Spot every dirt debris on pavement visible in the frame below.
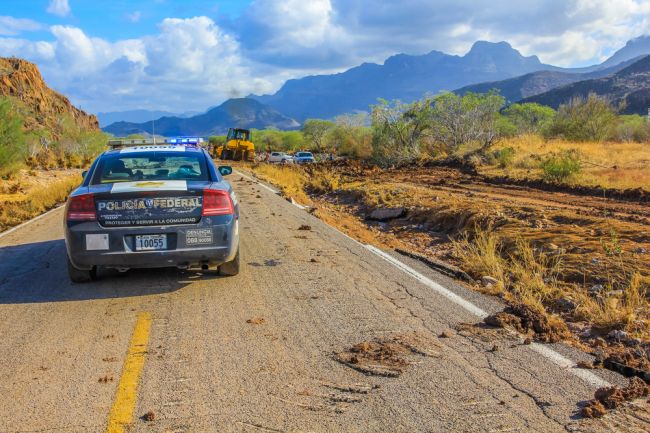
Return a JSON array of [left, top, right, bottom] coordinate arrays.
[[247, 317, 265, 325], [247, 160, 650, 373], [334, 334, 440, 377], [298, 224, 312, 231], [483, 302, 570, 343], [577, 360, 598, 369], [581, 377, 650, 418], [142, 411, 155, 422], [98, 375, 114, 383]]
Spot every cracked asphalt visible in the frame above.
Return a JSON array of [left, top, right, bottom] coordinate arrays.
[[0, 174, 646, 433]]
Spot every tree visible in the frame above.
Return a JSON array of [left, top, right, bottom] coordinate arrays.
[[503, 103, 555, 135], [329, 114, 372, 158], [546, 93, 618, 141], [371, 98, 433, 166], [430, 91, 505, 153], [302, 119, 334, 152]]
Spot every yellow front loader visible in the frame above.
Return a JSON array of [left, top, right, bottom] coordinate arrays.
[[214, 128, 255, 161]]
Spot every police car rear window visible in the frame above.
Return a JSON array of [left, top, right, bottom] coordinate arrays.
[[91, 151, 209, 184]]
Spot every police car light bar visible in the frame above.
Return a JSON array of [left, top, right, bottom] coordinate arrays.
[[166, 137, 204, 145], [108, 137, 204, 149]]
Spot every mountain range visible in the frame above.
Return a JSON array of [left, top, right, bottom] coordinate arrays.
[[96, 110, 200, 128], [248, 37, 650, 121], [454, 57, 642, 103], [523, 55, 650, 114], [101, 36, 650, 134], [251, 41, 556, 121], [102, 98, 300, 137]]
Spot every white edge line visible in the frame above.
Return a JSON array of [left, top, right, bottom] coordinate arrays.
[[0, 205, 63, 240], [366, 244, 489, 318], [233, 166, 612, 388], [233, 170, 279, 194], [365, 244, 611, 388]]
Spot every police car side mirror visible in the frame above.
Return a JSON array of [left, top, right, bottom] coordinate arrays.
[[82, 170, 88, 179], [218, 166, 233, 176]]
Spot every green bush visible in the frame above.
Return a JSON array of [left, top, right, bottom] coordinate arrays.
[[545, 94, 617, 142], [493, 147, 516, 168], [0, 98, 27, 177], [616, 115, 650, 142], [503, 103, 555, 135], [540, 150, 581, 182]]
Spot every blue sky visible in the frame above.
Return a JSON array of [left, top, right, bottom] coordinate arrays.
[[2, 0, 249, 41], [1, 0, 649, 113]]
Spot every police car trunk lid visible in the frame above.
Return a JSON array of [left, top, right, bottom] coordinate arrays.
[[91, 180, 208, 227]]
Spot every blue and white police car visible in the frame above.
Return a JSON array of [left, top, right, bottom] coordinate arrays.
[[64, 138, 239, 282]]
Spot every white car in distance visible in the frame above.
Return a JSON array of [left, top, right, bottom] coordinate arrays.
[[268, 152, 294, 164]]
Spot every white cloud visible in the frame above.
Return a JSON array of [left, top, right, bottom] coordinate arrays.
[[2, 1, 650, 112], [0, 17, 273, 113], [125, 11, 142, 23], [47, 0, 71, 17], [237, 0, 650, 69], [0, 16, 42, 36]]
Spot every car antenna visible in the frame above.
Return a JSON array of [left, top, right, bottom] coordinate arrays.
[[152, 112, 156, 144]]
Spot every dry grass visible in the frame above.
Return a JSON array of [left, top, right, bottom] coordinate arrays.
[[245, 160, 650, 340], [452, 229, 561, 311], [574, 272, 650, 335], [249, 163, 312, 205], [0, 171, 82, 231], [487, 135, 650, 190], [454, 227, 650, 338]]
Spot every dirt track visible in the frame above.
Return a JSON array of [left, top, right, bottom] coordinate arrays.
[[0, 172, 648, 432]]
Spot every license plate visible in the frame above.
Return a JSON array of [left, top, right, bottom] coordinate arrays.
[[135, 234, 167, 251]]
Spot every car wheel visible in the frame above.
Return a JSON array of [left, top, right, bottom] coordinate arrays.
[[67, 255, 97, 283], [219, 247, 240, 276]]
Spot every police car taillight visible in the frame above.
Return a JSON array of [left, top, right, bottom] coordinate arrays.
[[67, 193, 97, 221], [202, 190, 233, 216]]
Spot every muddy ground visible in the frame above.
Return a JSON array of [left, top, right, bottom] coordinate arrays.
[[248, 161, 650, 382]]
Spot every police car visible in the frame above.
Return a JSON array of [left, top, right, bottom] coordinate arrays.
[[64, 138, 239, 282]]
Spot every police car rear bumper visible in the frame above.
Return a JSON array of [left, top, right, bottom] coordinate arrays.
[[65, 216, 238, 270]]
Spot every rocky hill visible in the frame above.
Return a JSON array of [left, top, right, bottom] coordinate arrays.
[[103, 98, 299, 136], [522, 55, 650, 114], [454, 57, 640, 103], [252, 41, 557, 121], [0, 57, 99, 137]]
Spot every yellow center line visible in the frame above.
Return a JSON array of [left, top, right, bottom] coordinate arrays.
[[105, 312, 152, 433]]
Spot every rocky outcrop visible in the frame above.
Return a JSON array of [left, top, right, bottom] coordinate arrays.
[[0, 57, 99, 137]]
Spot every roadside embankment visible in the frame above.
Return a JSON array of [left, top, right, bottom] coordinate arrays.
[[243, 160, 650, 381], [0, 169, 82, 232]]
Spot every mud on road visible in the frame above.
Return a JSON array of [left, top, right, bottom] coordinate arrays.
[[0, 168, 648, 432], [249, 161, 650, 387]]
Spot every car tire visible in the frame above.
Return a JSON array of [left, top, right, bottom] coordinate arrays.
[[219, 247, 240, 276], [67, 255, 97, 283]]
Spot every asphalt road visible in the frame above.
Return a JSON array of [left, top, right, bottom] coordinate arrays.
[[0, 172, 645, 433]]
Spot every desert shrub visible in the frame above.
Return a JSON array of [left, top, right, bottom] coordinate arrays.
[[503, 103, 555, 135], [615, 115, 650, 142], [371, 99, 432, 166], [0, 98, 27, 177], [493, 147, 516, 168], [430, 91, 505, 154], [254, 129, 305, 152], [540, 150, 581, 182], [329, 114, 372, 159], [495, 115, 517, 138], [546, 94, 618, 142], [302, 119, 335, 152]]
